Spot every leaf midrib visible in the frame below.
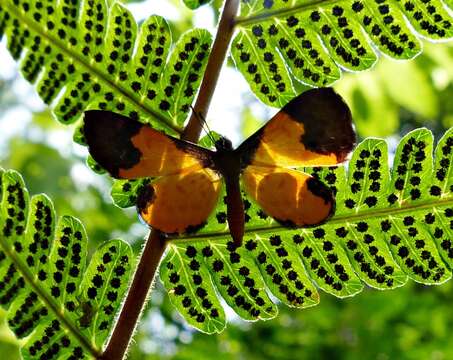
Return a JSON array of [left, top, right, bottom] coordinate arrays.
[[258, 237, 318, 307], [347, 224, 385, 280], [235, 0, 339, 26], [167, 30, 208, 124], [171, 245, 223, 330], [169, 197, 453, 243], [240, 30, 294, 103], [2, 0, 182, 134], [0, 237, 100, 357], [210, 242, 275, 319]]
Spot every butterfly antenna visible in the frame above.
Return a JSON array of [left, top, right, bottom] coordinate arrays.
[[190, 105, 216, 145]]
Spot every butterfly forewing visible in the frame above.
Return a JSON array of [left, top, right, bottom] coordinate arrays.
[[238, 88, 356, 169], [84, 110, 213, 178]]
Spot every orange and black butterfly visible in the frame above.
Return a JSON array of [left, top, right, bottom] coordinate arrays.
[[84, 88, 355, 246]]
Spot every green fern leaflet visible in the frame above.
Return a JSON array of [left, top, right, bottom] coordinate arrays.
[[0, 168, 134, 359], [160, 127, 453, 334], [0, 0, 212, 135], [232, 0, 453, 106]]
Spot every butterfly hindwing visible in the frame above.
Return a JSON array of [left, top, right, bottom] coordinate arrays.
[[84, 110, 214, 179], [238, 88, 356, 168], [137, 168, 222, 235], [242, 165, 334, 227]]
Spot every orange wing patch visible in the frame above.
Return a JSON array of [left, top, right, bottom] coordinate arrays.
[[119, 125, 207, 178], [84, 110, 213, 179], [242, 165, 334, 227], [238, 88, 356, 168], [138, 168, 222, 234], [249, 112, 339, 167]]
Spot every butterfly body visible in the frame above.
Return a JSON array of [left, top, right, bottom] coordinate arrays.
[[84, 88, 355, 246], [211, 137, 245, 246]]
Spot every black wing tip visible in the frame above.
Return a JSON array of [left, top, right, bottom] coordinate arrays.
[[83, 110, 136, 134], [297, 87, 345, 105], [302, 87, 337, 97], [84, 110, 113, 128], [284, 87, 356, 161], [83, 110, 143, 178]]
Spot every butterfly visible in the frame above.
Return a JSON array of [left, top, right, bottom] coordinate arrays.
[[83, 87, 355, 246]]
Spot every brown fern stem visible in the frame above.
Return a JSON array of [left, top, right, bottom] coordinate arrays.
[[183, 0, 240, 141], [100, 1, 240, 359]]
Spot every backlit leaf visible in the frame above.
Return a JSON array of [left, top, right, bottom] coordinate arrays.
[[232, 0, 453, 106], [0, 169, 134, 359], [160, 127, 453, 333]]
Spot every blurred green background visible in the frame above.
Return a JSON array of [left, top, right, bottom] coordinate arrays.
[[0, 0, 452, 359]]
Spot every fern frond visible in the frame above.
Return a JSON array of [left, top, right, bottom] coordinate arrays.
[[0, 168, 134, 359], [159, 127, 453, 334], [0, 0, 212, 134], [232, 0, 453, 106]]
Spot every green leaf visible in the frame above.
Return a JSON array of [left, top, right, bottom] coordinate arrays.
[[158, 28, 213, 126], [0, 0, 215, 215], [160, 244, 226, 334], [335, 48, 448, 137], [243, 234, 320, 308], [197, 241, 278, 320], [0, 168, 134, 359], [183, 0, 213, 10], [0, 0, 212, 134], [111, 178, 152, 209], [86, 155, 106, 175], [78, 239, 133, 349], [160, 127, 453, 333], [198, 131, 222, 148], [231, 24, 299, 108], [232, 0, 453, 106]]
